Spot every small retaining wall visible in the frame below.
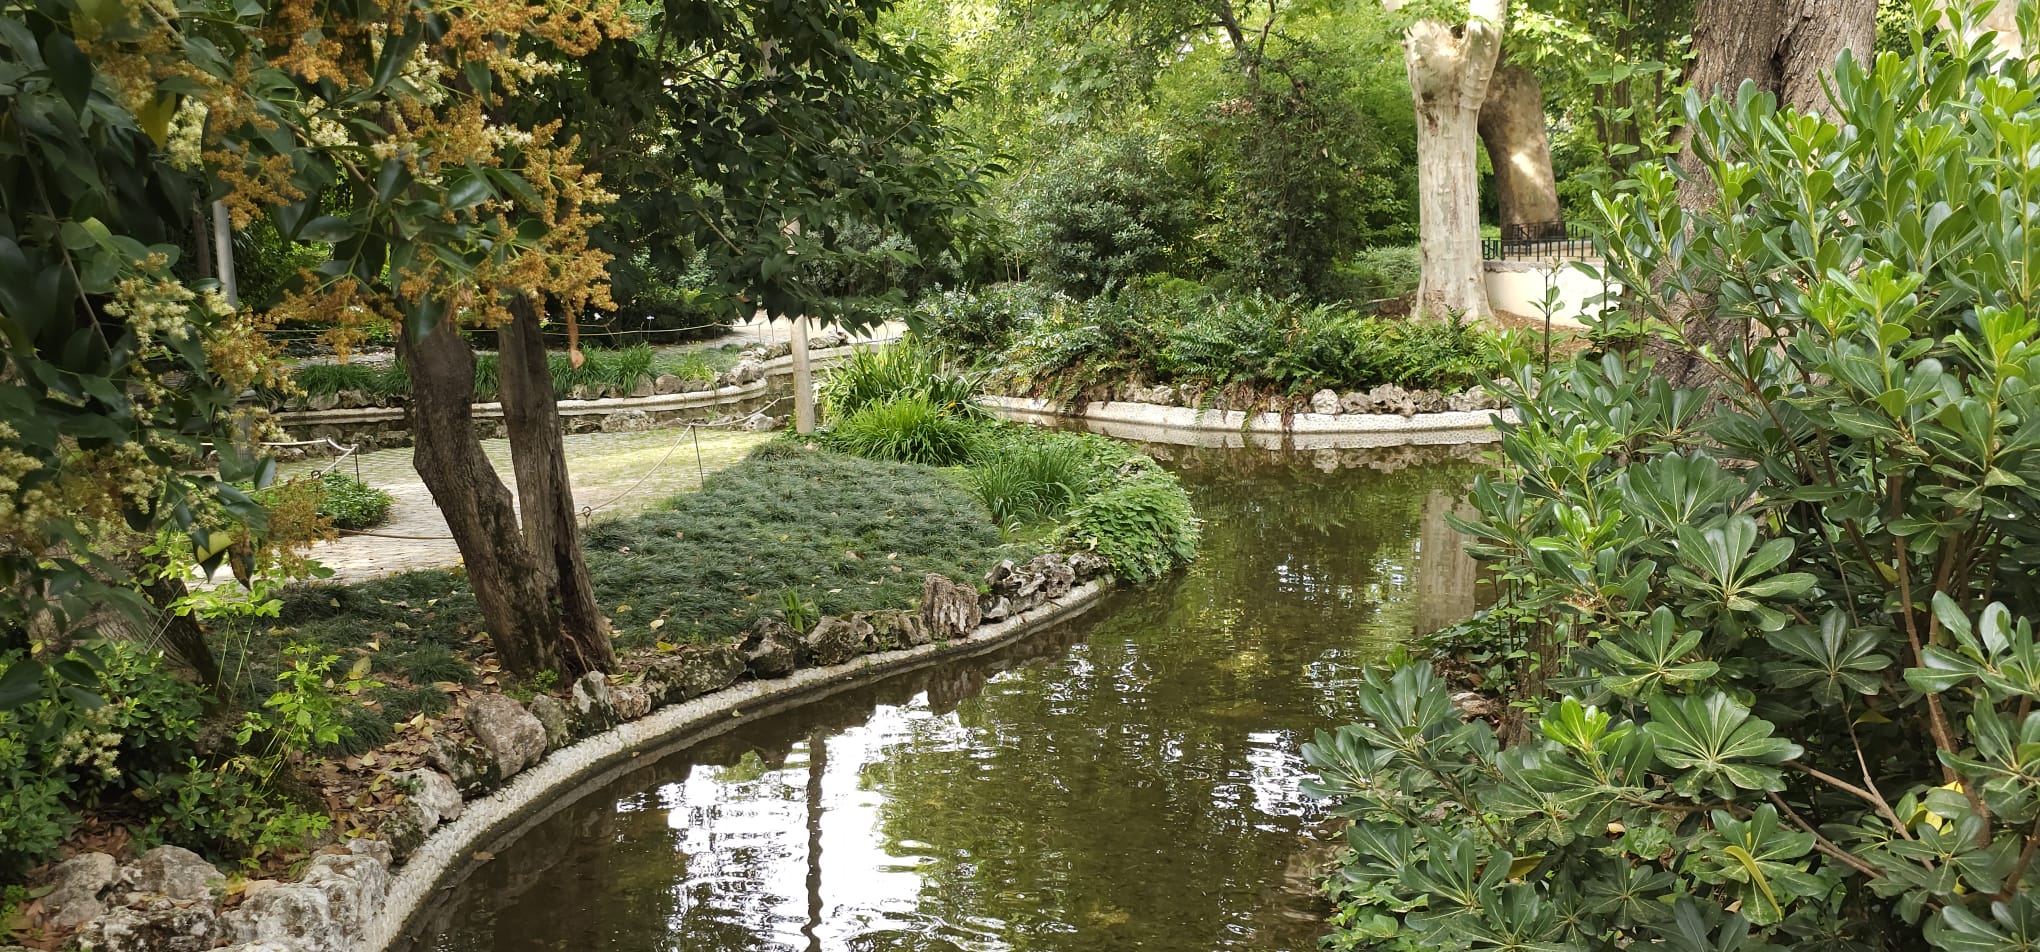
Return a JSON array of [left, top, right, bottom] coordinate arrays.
[[982, 395, 1516, 449]]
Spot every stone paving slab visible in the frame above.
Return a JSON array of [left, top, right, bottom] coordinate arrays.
[[289, 428, 772, 581]]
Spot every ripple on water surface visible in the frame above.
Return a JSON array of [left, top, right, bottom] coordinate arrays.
[[403, 442, 1488, 952]]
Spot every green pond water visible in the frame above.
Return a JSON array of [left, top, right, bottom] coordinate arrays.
[[403, 442, 1487, 952]]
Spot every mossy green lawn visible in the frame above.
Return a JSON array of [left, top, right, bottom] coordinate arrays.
[[226, 444, 1027, 753]]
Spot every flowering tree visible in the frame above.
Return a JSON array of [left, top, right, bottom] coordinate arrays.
[[1, 0, 636, 684]]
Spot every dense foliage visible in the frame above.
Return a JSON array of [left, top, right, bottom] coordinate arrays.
[[274, 345, 739, 406], [909, 280, 1512, 400], [313, 472, 393, 532], [1306, 11, 2040, 950]]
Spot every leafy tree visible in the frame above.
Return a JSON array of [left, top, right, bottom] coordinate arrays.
[[1307, 6, 2040, 948]]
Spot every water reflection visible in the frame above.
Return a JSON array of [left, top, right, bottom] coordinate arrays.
[[406, 444, 1485, 952]]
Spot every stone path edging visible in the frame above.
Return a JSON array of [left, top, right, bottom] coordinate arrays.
[[276, 340, 894, 427], [361, 577, 1114, 952], [982, 395, 1517, 446]]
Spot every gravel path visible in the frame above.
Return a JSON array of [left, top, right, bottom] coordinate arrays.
[[289, 428, 772, 581]]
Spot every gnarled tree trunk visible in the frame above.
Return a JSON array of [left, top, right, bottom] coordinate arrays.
[[1658, 0, 1873, 384], [497, 300, 615, 677], [1478, 59, 1561, 239], [1388, 0, 1506, 321], [401, 315, 578, 678]]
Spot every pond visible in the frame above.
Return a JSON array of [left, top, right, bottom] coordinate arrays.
[[401, 441, 1488, 952]]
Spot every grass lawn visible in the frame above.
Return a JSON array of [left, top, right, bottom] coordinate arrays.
[[220, 442, 1032, 753]]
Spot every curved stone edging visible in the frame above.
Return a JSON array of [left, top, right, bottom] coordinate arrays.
[[361, 577, 1114, 952], [275, 339, 896, 428], [981, 395, 1516, 449]]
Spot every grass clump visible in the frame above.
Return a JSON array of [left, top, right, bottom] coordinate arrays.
[[823, 395, 982, 466], [819, 335, 982, 421], [968, 433, 1098, 525]]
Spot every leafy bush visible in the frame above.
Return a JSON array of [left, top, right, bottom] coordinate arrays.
[[1306, 17, 2040, 950], [969, 432, 1116, 526], [597, 247, 735, 345], [1012, 130, 1201, 297], [0, 642, 327, 872], [1334, 245, 1421, 306], [824, 395, 983, 466], [819, 336, 983, 421], [921, 280, 1508, 398], [1060, 461, 1200, 584], [315, 471, 392, 530]]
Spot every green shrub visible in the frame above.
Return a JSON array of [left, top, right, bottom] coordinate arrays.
[[1335, 245, 1420, 305], [1013, 130, 1201, 297], [824, 395, 982, 466], [315, 471, 393, 530], [969, 436, 1096, 525], [1306, 16, 2040, 950], [1060, 462, 1199, 583], [819, 336, 982, 422], [288, 361, 410, 400]]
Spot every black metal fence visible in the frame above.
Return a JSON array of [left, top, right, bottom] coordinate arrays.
[[1481, 220, 1595, 261]]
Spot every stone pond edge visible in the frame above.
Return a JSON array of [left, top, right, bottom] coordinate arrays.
[[359, 577, 1116, 952], [981, 395, 1520, 439]]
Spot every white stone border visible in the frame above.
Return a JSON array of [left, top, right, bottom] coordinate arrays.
[[276, 340, 895, 427], [981, 395, 1516, 449], [362, 578, 1114, 952]]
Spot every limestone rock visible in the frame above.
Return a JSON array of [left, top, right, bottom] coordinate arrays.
[[646, 643, 746, 704], [729, 358, 766, 384], [346, 838, 393, 866], [601, 408, 654, 432], [920, 574, 981, 639], [678, 376, 712, 393], [300, 852, 388, 948], [1068, 551, 1110, 580], [377, 797, 437, 858], [653, 374, 685, 395], [1367, 383, 1415, 417], [803, 616, 871, 666], [77, 900, 219, 952], [861, 609, 929, 650], [528, 694, 572, 749], [1412, 389, 1449, 413], [628, 377, 655, 398], [465, 694, 547, 779], [394, 768, 463, 824], [222, 885, 335, 952], [43, 851, 118, 930], [1309, 388, 1340, 415], [1338, 391, 1369, 414], [980, 595, 1013, 622], [569, 671, 616, 733], [428, 736, 499, 797], [306, 391, 340, 412], [612, 684, 651, 720], [743, 414, 784, 432], [134, 845, 223, 901], [740, 617, 799, 679]]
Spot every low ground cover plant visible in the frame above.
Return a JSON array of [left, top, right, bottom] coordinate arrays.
[[905, 278, 1510, 402], [1305, 18, 2040, 951], [313, 471, 393, 531]]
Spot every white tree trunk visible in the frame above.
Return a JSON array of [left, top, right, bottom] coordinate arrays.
[[1387, 0, 1505, 321]]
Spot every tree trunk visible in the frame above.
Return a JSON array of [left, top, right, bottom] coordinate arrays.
[[1659, 0, 1872, 384], [1389, 0, 1505, 321], [142, 572, 219, 691], [497, 301, 615, 678], [1677, 0, 1873, 208], [1478, 59, 1562, 238], [400, 315, 562, 677]]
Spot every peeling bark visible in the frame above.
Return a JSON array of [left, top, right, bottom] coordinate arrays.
[[1388, 0, 1506, 321], [1478, 59, 1561, 237]]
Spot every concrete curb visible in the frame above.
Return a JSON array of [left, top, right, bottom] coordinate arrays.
[[980, 395, 1515, 449], [363, 577, 1114, 952], [276, 340, 895, 427]]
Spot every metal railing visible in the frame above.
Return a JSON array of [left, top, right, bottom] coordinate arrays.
[[1482, 220, 1595, 261]]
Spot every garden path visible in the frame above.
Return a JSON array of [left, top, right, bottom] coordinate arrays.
[[286, 428, 773, 582]]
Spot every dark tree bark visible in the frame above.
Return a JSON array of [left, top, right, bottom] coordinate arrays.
[[142, 573, 219, 691], [400, 315, 578, 678], [1478, 59, 1562, 237], [497, 301, 615, 676], [1657, 0, 1873, 385]]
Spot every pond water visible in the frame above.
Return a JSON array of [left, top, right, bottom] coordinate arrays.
[[402, 442, 1488, 952]]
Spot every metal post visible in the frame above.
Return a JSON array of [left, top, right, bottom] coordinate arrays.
[[211, 201, 238, 307], [791, 314, 815, 433]]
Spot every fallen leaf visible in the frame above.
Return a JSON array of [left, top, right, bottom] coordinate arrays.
[[648, 618, 665, 630], [472, 851, 494, 863], [616, 604, 632, 613], [432, 681, 461, 693]]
